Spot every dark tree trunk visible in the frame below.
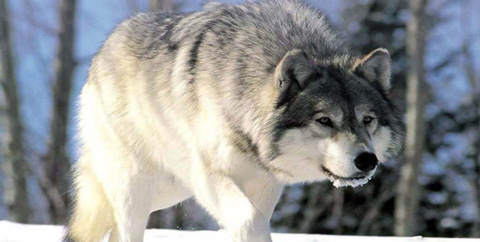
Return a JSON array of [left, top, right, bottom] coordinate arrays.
[[461, 19, 480, 236], [0, 0, 30, 223], [45, 0, 77, 224], [149, 0, 173, 11], [394, 0, 428, 236]]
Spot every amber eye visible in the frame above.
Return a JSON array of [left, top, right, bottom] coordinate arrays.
[[317, 117, 333, 127], [363, 116, 374, 125]]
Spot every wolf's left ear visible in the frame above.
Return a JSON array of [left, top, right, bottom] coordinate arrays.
[[353, 48, 391, 92], [274, 49, 317, 106]]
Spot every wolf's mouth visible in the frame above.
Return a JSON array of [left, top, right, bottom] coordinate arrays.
[[321, 166, 373, 188], [320, 166, 367, 180]]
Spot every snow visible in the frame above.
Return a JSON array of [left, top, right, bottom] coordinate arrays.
[[330, 175, 372, 188], [1, 221, 479, 242], [329, 172, 374, 188]]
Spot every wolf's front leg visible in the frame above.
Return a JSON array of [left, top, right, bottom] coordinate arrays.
[[192, 162, 283, 242]]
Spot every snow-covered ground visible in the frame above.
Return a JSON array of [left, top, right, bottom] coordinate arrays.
[[0, 221, 479, 242]]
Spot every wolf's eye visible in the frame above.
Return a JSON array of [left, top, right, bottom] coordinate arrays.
[[317, 117, 333, 127], [363, 116, 375, 125]]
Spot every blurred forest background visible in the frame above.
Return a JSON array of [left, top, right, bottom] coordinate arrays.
[[0, 0, 479, 238]]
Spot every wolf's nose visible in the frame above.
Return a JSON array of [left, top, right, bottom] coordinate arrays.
[[354, 152, 378, 172]]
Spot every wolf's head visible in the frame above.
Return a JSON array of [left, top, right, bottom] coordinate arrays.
[[266, 49, 405, 187]]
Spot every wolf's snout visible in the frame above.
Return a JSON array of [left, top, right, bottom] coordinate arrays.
[[354, 152, 378, 172]]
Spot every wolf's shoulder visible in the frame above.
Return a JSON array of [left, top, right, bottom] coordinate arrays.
[[101, 11, 186, 55]]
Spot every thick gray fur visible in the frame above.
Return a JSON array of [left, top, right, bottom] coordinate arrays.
[[66, 1, 405, 241]]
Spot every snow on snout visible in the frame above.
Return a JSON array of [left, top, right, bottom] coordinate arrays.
[[330, 175, 373, 188]]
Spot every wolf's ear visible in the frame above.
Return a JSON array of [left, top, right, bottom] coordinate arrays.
[[354, 48, 391, 92], [274, 49, 316, 106]]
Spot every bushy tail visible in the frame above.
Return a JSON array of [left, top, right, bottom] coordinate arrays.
[[64, 164, 114, 242]]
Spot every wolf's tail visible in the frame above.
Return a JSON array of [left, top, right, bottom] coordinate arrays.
[[64, 163, 114, 242]]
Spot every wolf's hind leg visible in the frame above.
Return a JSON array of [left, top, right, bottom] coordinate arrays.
[[108, 192, 151, 242], [108, 171, 192, 241], [105, 164, 157, 242]]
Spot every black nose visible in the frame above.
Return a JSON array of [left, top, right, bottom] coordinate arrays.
[[354, 152, 378, 172]]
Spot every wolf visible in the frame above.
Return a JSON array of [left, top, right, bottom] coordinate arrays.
[[65, 0, 405, 241]]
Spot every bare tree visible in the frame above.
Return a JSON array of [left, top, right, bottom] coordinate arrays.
[[457, 0, 480, 237], [462, 1, 480, 238], [296, 186, 325, 233], [331, 188, 344, 234], [465, 45, 480, 236], [44, 0, 77, 224], [0, 0, 30, 223], [394, 0, 429, 236], [149, 0, 173, 11]]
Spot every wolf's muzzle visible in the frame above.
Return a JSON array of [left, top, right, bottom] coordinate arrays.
[[354, 152, 378, 172]]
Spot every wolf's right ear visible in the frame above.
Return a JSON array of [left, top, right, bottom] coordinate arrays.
[[274, 49, 316, 106], [353, 48, 391, 92]]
